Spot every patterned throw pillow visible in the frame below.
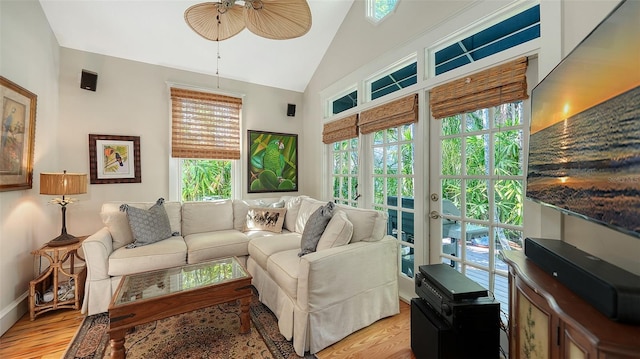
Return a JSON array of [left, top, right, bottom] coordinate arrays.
[[120, 198, 173, 248], [299, 202, 335, 257], [244, 207, 287, 233]]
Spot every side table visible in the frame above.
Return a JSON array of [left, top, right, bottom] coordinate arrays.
[[29, 236, 88, 320]]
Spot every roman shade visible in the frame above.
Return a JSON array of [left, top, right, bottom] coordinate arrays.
[[430, 57, 528, 119], [359, 94, 418, 134], [322, 114, 359, 144], [170, 87, 242, 159]]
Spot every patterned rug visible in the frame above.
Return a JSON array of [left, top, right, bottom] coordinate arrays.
[[64, 290, 315, 359]]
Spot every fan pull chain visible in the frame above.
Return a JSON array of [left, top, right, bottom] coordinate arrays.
[[216, 14, 221, 88]]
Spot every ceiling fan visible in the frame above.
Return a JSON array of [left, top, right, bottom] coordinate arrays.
[[184, 0, 312, 41]]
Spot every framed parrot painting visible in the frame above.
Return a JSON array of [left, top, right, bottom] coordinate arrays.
[[248, 130, 297, 193], [89, 134, 141, 184]]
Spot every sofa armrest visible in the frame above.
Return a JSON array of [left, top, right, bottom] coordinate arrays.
[[296, 236, 398, 311], [82, 227, 114, 281]]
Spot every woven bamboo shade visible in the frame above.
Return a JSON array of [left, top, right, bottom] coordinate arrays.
[[430, 57, 528, 119], [359, 94, 419, 134], [322, 114, 359, 144], [171, 87, 242, 160], [40, 172, 87, 195]]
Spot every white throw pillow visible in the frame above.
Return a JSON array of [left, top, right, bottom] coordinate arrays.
[[316, 210, 353, 251], [244, 206, 287, 233], [295, 197, 326, 234]]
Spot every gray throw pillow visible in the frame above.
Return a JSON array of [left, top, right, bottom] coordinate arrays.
[[121, 198, 173, 248], [299, 202, 335, 257]]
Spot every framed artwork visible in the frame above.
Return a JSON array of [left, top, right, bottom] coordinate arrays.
[[89, 134, 141, 184], [0, 76, 37, 192], [248, 130, 297, 193]]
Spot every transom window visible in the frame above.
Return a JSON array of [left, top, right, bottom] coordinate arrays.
[[331, 89, 358, 115], [368, 60, 417, 101], [431, 4, 539, 76]]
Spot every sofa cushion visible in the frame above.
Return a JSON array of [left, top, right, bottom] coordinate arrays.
[[183, 230, 250, 264], [245, 206, 287, 233], [282, 196, 306, 232], [316, 210, 354, 251], [294, 197, 326, 234], [108, 236, 187, 276], [299, 202, 334, 256], [232, 200, 250, 231], [120, 198, 174, 248], [102, 201, 182, 250], [336, 204, 387, 242], [248, 233, 301, 270], [182, 200, 234, 236], [266, 249, 301, 300]]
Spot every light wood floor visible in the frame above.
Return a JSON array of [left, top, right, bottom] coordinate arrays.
[[0, 300, 414, 359]]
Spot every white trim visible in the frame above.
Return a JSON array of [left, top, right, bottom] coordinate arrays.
[[0, 291, 28, 336]]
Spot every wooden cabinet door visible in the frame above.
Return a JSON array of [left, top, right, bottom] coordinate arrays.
[[561, 322, 592, 359], [514, 283, 556, 359]]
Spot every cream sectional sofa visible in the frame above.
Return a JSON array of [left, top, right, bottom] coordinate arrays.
[[81, 195, 399, 355]]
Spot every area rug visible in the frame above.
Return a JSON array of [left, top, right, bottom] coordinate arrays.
[[64, 290, 315, 359]]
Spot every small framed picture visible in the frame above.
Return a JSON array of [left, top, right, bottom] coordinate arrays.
[[89, 134, 141, 184]]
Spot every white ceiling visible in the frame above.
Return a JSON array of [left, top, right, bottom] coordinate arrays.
[[39, 0, 354, 92]]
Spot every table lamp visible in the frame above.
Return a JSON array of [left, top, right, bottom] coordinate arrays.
[[40, 170, 88, 246]]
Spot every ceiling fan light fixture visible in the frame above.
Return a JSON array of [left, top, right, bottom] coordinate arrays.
[[185, 0, 311, 41]]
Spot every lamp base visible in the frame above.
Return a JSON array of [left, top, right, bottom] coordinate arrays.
[[47, 233, 79, 247]]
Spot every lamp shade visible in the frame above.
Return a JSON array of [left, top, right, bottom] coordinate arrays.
[[40, 172, 87, 196]]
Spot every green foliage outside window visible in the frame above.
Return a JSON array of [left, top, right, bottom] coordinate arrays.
[[440, 103, 524, 244], [181, 159, 231, 201]]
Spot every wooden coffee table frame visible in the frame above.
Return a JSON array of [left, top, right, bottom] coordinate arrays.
[[107, 258, 252, 359]]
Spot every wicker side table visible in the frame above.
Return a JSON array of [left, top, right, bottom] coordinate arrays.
[[29, 236, 87, 320]]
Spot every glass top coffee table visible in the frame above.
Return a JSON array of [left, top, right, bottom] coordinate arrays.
[[108, 257, 252, 359]]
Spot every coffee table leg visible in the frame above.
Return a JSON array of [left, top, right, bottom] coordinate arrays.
[[239, 296, 250, 333], [110, 328, 126, 359]]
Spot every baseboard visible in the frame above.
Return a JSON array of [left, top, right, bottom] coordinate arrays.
[[0, 291, 28, 336]]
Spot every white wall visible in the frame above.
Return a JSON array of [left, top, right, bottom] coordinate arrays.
[[57, 48, 304, 237], [0, 0, 61, 335]]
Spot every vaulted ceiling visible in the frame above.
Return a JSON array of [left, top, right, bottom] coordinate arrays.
[[39, 0, 354, 92]]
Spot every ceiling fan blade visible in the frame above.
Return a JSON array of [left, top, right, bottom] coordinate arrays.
[[244, 0, 312, 40], [185, 2, 245, 41]]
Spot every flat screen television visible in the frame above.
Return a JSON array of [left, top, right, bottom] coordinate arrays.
[[526, 0, 640, 239]]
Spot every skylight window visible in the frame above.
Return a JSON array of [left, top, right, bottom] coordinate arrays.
[[367, 0, 398, 23]]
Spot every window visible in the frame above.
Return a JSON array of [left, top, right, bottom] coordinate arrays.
[[373, 124, 416, 278], [325, 114, 360, 207], [367, 0, 398, 23], [331, 90, 358, 115], [330, 138, 360, 207], [170, 87, 241, 201], [181, 159, 231, 201], [368, 60, 417, 101], [430, 4, 539, 76]]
